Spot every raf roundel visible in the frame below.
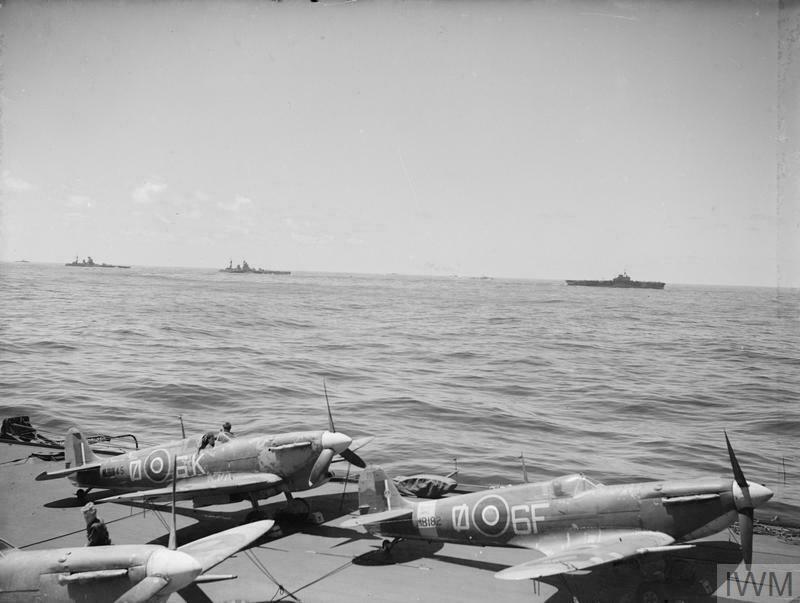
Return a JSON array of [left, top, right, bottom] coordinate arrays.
[[144, 449, 171, 482], [472, 494, 510, 537]]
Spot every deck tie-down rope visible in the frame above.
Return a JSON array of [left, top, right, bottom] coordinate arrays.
[[245, 547, 303, 602], [20, 508, 148, 548]]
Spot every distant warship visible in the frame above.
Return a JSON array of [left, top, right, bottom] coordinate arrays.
[[65, 256, 130, 269], [566, 272, 665, 289], [220, 260, 290, 275]]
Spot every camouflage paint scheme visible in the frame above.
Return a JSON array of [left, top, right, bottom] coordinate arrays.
[[0, 519, 273, 603], [36, 427, 360, 509], [343, 466, 773, 580]]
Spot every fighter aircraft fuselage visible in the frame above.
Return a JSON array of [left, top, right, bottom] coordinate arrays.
[[70, 431, 330, 495], [0, 544, 169, 602], [360, 474, 744, 549]]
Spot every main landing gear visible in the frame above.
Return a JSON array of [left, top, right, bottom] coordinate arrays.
[[244, 492, 311, 523], [245, 492, 269, 522], [277, 492, 311, 521]]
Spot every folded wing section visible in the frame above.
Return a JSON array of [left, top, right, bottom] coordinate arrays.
[[178, 519, 274, 574]]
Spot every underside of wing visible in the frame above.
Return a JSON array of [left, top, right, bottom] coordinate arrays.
[[97, 472, 284, 503], [496, 530, 691, 580], [340, 507, 412, 529], [178, 519, 274, 574]]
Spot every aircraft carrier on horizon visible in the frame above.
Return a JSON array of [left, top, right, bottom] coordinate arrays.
[[566, 272, 665, 289]]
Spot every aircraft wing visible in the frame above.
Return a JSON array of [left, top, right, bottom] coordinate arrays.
[[97, 472, 284, 503], [497, 530, 693, 580], [178, 519, 274, 573], [340, 507, 412, 529]]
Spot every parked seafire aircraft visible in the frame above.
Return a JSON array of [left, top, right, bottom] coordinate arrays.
[[36, 408, 370, 518], [0, 521, 273, 603], [343, 434, 772, 580], [3, 452, 274, 603]]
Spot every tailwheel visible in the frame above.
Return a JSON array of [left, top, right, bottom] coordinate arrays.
[[381, 537, 401, 554], [636, 581, 665, 603], [76, 489, 91, 504]]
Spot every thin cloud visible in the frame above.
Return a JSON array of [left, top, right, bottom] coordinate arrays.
[[217, 195, 253, 212], [132, 181, 167, 204], [285, 217, 333, 245], [66, 194, 93, 208], [2, 171, 34, 192]]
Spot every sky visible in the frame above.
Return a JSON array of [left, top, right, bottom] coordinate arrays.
[[1, 0, 797, 287]]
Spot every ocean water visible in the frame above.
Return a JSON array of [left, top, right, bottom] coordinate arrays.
[[1, 262, 798, 516]]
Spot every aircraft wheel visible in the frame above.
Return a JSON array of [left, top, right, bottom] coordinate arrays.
[[277, 498, 310, 522], [636, 582, 664, 603], [76, 489, 88, 504], [289, 497, 310, 517], [381, 539, 393, 554]]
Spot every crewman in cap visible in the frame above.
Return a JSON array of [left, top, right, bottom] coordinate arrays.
[[82, 502, 111, 547], [217, 421, 235, 444]]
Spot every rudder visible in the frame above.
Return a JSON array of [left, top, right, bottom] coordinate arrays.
[[65, 427, 100, 468], [358, 465, 413, 514]]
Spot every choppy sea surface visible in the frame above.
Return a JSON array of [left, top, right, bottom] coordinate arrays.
[[1, 262, 798, 518]]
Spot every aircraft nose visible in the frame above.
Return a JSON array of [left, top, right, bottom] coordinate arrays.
[[733, 480, 774, 509], [147, 549, 203, 592], [749, 482, 774, 508], [321, 431, 352, 454]]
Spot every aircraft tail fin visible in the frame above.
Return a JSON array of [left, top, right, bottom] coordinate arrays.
[[358, 465, 414, 514], [64, 427, 101, 468]]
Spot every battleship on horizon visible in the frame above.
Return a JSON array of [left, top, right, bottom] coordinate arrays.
[[65, 256, 130, 269], [220, 259, 290, 275]]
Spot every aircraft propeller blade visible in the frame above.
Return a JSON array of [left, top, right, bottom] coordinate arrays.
[[321, 380, 370, 470], [740, 509, 754, 567], [725, 430, 749, 490], [113, 575, 168, 603], [324, 379, 335, 433], [309, 448, 336, 487], [169, 453, 177, 550], [340, 447, 366, 469]]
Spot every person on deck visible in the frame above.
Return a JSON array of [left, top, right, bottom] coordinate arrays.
[[82, 502, 111, 547], [217, 421, 235, 444], [198, 431, 216, 452]]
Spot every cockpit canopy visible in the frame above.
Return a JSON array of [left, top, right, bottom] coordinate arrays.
[[550, 473, 602, 498], [519, 473, 602, 500]]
